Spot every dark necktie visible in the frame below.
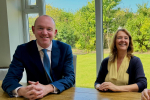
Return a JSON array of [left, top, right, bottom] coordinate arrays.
[[42, 49, 53, 82]]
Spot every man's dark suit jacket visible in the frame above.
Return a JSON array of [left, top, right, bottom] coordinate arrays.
[[2, 40, 75, 97]]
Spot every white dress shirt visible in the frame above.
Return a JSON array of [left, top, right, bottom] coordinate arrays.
[[12, 41, 58, 97]]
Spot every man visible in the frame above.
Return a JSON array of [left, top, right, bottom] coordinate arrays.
[[2, 15, 75, 99]]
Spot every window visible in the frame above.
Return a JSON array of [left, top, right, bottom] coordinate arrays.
[[102, 0, 150, 89], [22, 0, 45, 42], [23, 0, 103, 89], [28, 14, 39, 41], [45, 0, 97, 88]]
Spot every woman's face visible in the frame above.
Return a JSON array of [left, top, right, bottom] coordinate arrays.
[[115, 31, 129, 52]]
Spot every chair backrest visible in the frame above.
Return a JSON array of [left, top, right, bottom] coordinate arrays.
[[0, 68, 8, 80], [0, 68, 27, 82], [73, 55, 77, 86], [73, 55, 77, 76]]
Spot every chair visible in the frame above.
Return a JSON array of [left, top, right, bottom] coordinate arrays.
[[73, 55, 77, 86], [0, 68, 26, 82], [0, 68, 8, 80]]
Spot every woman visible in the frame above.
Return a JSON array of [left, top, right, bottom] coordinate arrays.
[[95, 28, 147, 92]]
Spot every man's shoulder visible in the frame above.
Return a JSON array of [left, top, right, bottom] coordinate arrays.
[[52, 40, 70, 47], [18, 40, 35, 47], [17, 40, 36, 50]]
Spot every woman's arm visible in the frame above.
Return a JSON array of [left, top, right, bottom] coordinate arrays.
[[94, 58, 109, 88], [117, 83, 138, 92], [129, 57, 147, 92]]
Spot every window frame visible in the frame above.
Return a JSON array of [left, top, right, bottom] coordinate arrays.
[[22, 0, 46, 43]]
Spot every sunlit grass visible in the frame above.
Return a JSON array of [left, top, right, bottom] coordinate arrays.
[[75, 53, 150, 89]]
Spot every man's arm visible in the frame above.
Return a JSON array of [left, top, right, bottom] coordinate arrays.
[[17, 81, 54, 99], [51, 44, 75, 93], [1, 46, 24, 97]]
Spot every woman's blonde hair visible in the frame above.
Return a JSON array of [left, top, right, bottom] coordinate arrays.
[[109, 28, 134, 62]]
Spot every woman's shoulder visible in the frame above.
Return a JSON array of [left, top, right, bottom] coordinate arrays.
[[129, 56, 142, 67], [101, 57, 109, 64], [103, 57, 109, 61], [130, 56, 141, 61]]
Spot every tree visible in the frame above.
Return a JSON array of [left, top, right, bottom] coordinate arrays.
[[103, 0, 121, 48], [73, 0, 96, 52], [46, 4, 76, 47], [56, 12, 75, 47], [28, 16, 38, 40], [73, 0, 122, 51], [137, 3, 150, 16], [125, 3, 150, 52], [111, 9, 133, 31]]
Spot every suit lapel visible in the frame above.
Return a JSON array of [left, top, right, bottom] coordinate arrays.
[[30, 40, 60, 82], [30, 40, 45, 74]]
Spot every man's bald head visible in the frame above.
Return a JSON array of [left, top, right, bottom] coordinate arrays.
[[34, 15, 56, 28]]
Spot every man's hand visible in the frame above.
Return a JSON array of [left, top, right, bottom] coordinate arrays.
[[18, 81, 54, 100], [98, 82, 119, 92], [28, 81, 54, 97], [141, 89, 150, 100], [17, 84, 43, 100]]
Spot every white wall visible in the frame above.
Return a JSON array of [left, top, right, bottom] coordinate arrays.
[[0, 0, 11, 67], [0, 0, 26, 82], [0, 0, 24, 67], [7, 0, 24, 60]]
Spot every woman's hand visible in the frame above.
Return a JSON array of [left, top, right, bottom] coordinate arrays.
[[98, 82, 119, 92]]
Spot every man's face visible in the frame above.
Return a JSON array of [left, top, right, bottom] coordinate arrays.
[[32, 16, 57, 48]]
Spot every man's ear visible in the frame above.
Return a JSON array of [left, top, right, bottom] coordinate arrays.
[[54, 29, 57, 36], [32, 26, 35, 34]]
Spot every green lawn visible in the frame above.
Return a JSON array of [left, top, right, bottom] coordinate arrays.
[[75, 53, 150, 89]]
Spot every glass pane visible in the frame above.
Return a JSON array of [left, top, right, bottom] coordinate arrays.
[[45, 0, 95, 88], [103, 0, 150, 88], [28, 13, 39, 41], [103, 0, 150, 49], [30, 0, 36, 5]]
